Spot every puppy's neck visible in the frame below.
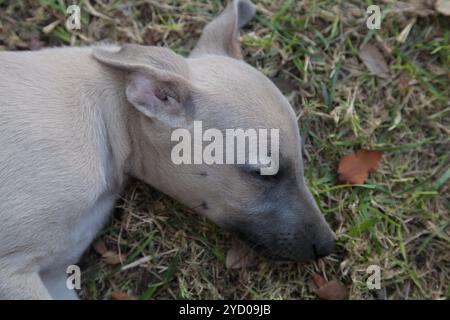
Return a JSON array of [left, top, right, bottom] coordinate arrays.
[[88, 68, 133, 189], [125, 108, 171, 187], [93, 65, 168, 191]]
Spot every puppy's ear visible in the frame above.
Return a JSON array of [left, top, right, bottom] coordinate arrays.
[[190, 0, 255, 59], [93, 44, 195, 128]]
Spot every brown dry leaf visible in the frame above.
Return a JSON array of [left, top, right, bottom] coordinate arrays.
[[435, 0, 450, 15], [311, 273, 327, 287], [360, 44, 390, 78], [92, 239, 108, 255], [226, 239, 257, 269], [110, 291, 136, 300], [310, 273, 349, 300], [338, 149, 383, 185], [102, 251, 125, 265]]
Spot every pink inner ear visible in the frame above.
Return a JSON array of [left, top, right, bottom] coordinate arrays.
[[126, 73, 158, 107]]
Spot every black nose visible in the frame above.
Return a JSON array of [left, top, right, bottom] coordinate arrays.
[[313, 239, 335, 258]]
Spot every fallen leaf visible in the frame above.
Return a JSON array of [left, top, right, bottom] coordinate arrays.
[[435, 0, 450, 15], [311, 273, 328, 287], [226, 239, 257, 269], [338, 149, 383, 184], [110, 291, 136, 300], [92, 239, 108, 255], [359, 44, 390, 78], [102, 251, 125, 265], [310, 273, 349, 300]]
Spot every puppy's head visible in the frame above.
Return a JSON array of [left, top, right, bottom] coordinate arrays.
[[94, 0, 334, 261]]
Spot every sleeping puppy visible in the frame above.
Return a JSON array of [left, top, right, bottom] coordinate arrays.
[[0, 0, 334, 299]]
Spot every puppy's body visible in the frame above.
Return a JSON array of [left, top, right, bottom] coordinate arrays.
[[0, 0, 335, 299], [0, 47, 130, 299]]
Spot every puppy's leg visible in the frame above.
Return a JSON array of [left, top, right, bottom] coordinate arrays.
[[0, 271, 52, 300], [40, 268, 79, 300]]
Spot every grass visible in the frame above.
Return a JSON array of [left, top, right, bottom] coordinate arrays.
[[1, 0, 448, 299]]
